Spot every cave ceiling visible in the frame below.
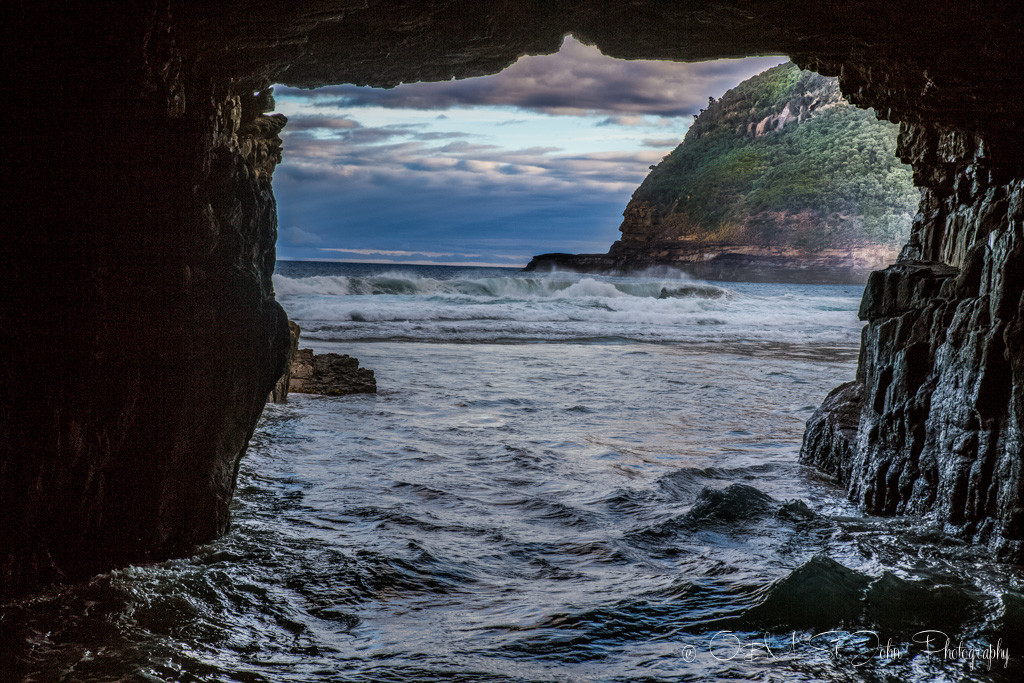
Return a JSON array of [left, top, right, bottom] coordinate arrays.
[[183, 0, 1022, 144]]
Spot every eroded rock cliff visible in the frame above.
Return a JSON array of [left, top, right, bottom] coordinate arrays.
[[4, 1, 1022, 597], [800, 125, 1024, 559]]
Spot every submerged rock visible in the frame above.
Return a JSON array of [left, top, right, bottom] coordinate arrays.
[[745, 555, 871, 631], [289, 350, 376, 396], [684, 484, 776, 524], [775, 498, 817, 522]]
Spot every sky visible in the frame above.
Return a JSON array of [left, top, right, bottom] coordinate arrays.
[[273, 37, 785, 267]]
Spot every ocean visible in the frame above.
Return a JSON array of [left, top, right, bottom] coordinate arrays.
[[4, 262, 1021, 682]]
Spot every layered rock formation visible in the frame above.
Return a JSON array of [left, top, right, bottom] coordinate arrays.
[[270, 321, 376, 400], [4, 1, 1022, 597], [801, 127, 1023, 560], [525, 247, 896, 284]]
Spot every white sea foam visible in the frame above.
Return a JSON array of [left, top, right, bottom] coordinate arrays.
[[273, 272, 730, 300], [273, 269, 863, 346]]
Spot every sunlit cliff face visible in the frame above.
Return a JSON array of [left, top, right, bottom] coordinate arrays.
[[3, 1, 1022, 597]]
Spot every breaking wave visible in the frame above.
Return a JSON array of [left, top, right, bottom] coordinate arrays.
[[273, 272, 732, 300], [272, 267, 864, 347]]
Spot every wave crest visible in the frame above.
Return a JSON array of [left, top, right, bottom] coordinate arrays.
[[273, 272, 733, 301]]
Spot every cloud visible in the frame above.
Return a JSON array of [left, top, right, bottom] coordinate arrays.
[[597, 115, 646, 127], [282, 114, 471, 145], [283, 116, 361, 132], [642, 138, 682, 149], [278, 137, 657, 200], [278, 115, 665, 204], [320, 248, 478, 258], [285, 225, 323, 245], [276, 38, 785, 117]]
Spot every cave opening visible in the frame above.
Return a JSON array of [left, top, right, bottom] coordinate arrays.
[[4, 3, 1023, 679], [230, 39, 981, 681]]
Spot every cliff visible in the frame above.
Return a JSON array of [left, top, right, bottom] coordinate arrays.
[[527, 62, 918, 282], [800, 126, 1024, 560], [3, 1, 1022, 597]]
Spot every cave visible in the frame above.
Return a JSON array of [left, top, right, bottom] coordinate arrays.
[[3, 1, 1022, 599]]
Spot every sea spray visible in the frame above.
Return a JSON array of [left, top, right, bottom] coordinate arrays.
[[273, 264, 864, 347]]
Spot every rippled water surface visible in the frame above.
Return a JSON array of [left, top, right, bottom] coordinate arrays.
[[4, 264, 1022, 682]]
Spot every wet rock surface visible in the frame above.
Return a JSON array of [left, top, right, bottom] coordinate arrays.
[[289, 350, 377, 396], [801, 127, 1024, 561], [799, 381, 863, 486], [4, 1, 1022, 596]]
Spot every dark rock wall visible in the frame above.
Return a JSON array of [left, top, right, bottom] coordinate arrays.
[[4, 1, 1022, 596], [2, 3, 290, 596], [271, 321, 303, 403], [801, 125, 1024, 560]]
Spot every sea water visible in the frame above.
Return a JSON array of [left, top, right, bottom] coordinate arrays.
[[3, 262, 1021, 682]]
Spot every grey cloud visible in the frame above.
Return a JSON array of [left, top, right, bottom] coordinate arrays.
[[278, 138, 655, 202], [415, 131, 470, 141], [642, 138, 682, 148], [285, 225, 323, 245], [431, 141, 502, 154], [276, 39, 785, 117], [284, 115, 362, 132], [283, 121, 469, 148], [596, 115, 646, 127]]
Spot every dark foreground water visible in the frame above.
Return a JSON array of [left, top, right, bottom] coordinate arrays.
[[4, 263, 1022, 682]]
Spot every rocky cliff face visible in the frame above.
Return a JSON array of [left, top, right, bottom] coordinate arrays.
[[800, 125, 1024, 559], [270, 321, 302, 403], [4, 1, 1022, 597], [2, 4, 292, 595]]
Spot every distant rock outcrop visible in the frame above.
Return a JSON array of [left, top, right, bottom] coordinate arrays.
[[289, 350, 377, 396], [527, 62, 920, 283]]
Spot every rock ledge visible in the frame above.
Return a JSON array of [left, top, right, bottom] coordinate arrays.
[[289, 350, 377, 396]]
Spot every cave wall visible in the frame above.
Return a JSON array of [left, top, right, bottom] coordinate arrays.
[[801, 125, 1024, 559], [3, 1, 1022, 597], [2, 3, 291, 595]]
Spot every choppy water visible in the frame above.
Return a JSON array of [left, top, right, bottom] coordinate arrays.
[[4, 263, 1022, 682]]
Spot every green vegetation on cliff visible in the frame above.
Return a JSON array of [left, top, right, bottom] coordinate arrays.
[[631, 62, 918, 250]]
